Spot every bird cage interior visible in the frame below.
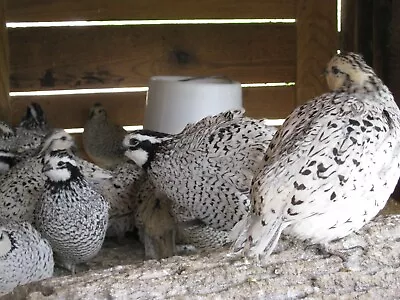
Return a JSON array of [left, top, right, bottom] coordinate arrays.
[[1, 0, 400, 298]]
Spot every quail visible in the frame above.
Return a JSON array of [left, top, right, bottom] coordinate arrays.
[[0, 129, 112, 223], [100, 161, 144, 241], [123, 110, 277, 250], [232, 52, 400, 259], [35, 149, 109, 274], [83, 103, 127, 169], [133, 176, 177, 259], [13, 102, 51, 161], [0, 219, 54, 295], [39, 130, 138, 242]]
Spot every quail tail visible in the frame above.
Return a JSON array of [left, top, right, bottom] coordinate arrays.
[[232, 214, 286, 259]]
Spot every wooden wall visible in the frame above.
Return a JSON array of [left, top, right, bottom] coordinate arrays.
[[2, 0, 337, 128]]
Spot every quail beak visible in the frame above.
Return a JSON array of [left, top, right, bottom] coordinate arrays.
[[42, 162, 52, 173]]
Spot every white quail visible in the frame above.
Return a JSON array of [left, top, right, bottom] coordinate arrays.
[[100, 161, 144, 241], [123, 110, 277, 250], [232, 52, 400, 259], [41, 130, 142, 242], [0, 129, 112, 223], [0, 219, 53, 295], [35, 149, 109, 274]]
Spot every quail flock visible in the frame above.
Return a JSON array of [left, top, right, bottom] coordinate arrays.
[[1, 52, 400, 294]]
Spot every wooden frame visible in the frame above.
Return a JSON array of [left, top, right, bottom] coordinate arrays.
[[1, 1, 338, 127]]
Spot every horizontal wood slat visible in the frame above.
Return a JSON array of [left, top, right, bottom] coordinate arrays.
[[10, 92, 147, 128], [10, 86, 295, 128], [296, 0, 338, 104], [243, 86, 295, 119], [8, 24, 296, 91], [6, 0, 296, 22]]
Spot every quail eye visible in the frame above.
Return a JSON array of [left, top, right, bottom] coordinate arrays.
[[0, 232, 3, 241], [332, 66, 340, 75], [57, 161, 64, 167], [129, 138, 140, 147], [61, 136, 67, 141]]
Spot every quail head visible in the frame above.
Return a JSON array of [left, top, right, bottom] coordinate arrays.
[[35, 149, 109, 274], [83, 102, 127, 169], [0, 219, 54, 295], [14, 102, 51, 161], [232, 52, 400, 260], [123, 110, 277, 253]]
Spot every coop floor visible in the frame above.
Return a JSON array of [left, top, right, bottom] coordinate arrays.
[[54, 234, 146, 277], [53, 198, 399, 277], [2, 201, 400, 299]]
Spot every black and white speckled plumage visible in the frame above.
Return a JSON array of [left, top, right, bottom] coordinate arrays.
[[124, 110, 277, 237], [0, 220, 53, 295], [0, 150, 17, 175], [0, 122, 18, 174], [13, 102, 52, 162], [100, 161, 144, 239], [0, 130, 113, 223], [35, 149, 109, 273], [233, 52, 400, 258]]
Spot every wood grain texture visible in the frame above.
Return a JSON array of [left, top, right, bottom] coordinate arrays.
[[243, 86, 295, 119], [0, 1, 10, 122], [8, 24, 296, 91], [341, 0, 359, 52], [295, 0, 338, 104], [10, 92, 147, 128], [5, 0, 296, 22], [10, 86, 294, 128]]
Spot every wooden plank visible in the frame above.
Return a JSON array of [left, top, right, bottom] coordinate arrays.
[[341, 0, 359, 52], [0, 1, 11, 122], [10, 92, 147, 128], [5, 0, 296, 22], [295, 0, 338, 104], [243, 86, 295, 119], [372, 0, 391, 79], [9, 24, 296, 91], [10, 86, 295, 128]]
